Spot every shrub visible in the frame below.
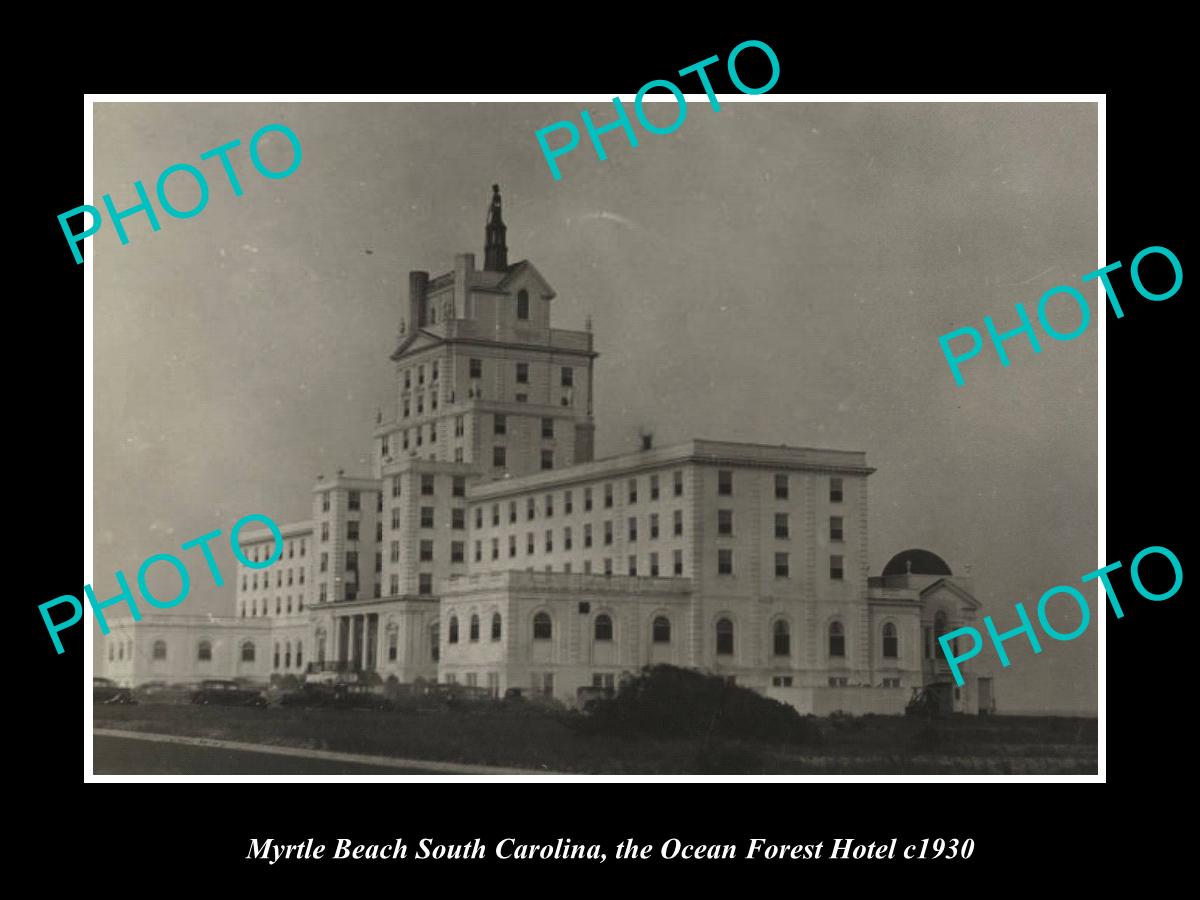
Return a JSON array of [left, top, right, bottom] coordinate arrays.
[[574, 665, 820, 746]]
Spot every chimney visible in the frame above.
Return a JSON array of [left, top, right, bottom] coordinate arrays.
[[408, 270, 429, 330]]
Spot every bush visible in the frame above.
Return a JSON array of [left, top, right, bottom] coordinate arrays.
[[573, 665, 821, 746]]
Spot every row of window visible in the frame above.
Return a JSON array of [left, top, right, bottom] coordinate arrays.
[[402, 358, 575, 391], [242, 538, 306, 565], [716, 511, 844, 542], [272, 641, 304, 670], [714, 619, 897, 658], [242, 567, 306, 592], [320, 489, 382, 514], [240, 595, 306, 618]]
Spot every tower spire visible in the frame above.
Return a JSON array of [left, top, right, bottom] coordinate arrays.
[[484, 183, 508, 271]]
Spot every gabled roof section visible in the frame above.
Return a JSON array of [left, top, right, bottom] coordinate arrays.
[[920, 578, 981, 611], [390, 328, 444, 361], [497, 259, 556, 300]]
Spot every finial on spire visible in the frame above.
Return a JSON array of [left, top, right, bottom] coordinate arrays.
[[484, 183, 508, 271]]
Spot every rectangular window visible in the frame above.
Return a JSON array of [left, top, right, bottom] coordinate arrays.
[[390, 541, 399, 562], [509, 501, 517, 524], [545, 530, 553, 553], [320, 552, 328, 573], [455, 415, 464, 437], [490, 504, 499, 526], [717, 509, 733, 536], [391, 508, 401, 529], [453, 476, 466, 498], [517, 293, 530, 320], [541, 450, 554, 471], [493, 446, 506, 467], [775, 513, 789, 539], [775, 552, 790, 578], [649, 513, 659, 539], [828, 677, 848, 687], [451, 508, 465, 530], [345, 551, 358, 572], [347, 521, 359, 541], [428, 422, 437, 442], [564, 490, 573, 514], [470, 358, 482, 379], [420, 540, 434, 562], [321, 522, 329, 542], [431, 361, 439, 381], [403, 401, 410, 419], [421, 474, 435, 496], [628, 555, 637, 576], [418, 574, 433, 595], [650, 474, 660, 500], [718, 548, 734, 575], [516, 363, 529, 383], [673, 549, 683, 576], [584, 523, 593, 548], [516, 393, 527, 403], [348, 491, 360, 511], [322, 493, 330, 512], [420, 507, 434, 528], [830, 555, 845, 580], [508, 536, 516, 558], [604, 521, 613, 546], [392, 477, 401, 498], [542, 417, 554, 439], [451, 542, 465, 564], [673, 470, 683, 497], [772, 676, 794, 688], [474, 540, 482, 563], [830, 516, 844, 541], [527, 497, 536, 520], [526, 533, 534, 555], [319, 584, 327, 602], [494, 414, 507, 436], [404, 369, 411, 390], [628, 516, 638, 541], [493, 538, 500, 561], [673, 509, 683, 536], [775, 473, 789, 500], [564, 527, 573, 551], [475, 506, 483, 529], [561, 367, 574, 387], [649, 552, 659, 577], [604, 483, 613, 508], [604, 558, 612, 576], [389, 574, 398, 595], [830, 477, 844, 503], [584, 487, 593, 511], [417, 396, 424, 415], [374, 521, 382, 542], [628, 479, 638, 503], [417, 365, 425, 386], [717, 470, 733, 496]]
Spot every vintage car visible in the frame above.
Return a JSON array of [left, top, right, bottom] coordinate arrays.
[[190, 679, 268, 707], [280, 682, 391, 711], [134, 681, 193, 704], [93, 676, 137, 705]]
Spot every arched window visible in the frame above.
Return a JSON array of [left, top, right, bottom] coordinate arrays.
[[883, 623, 898, 658], [773, 620, 790, 657], [517, 289, 530, 320], [285, 641, 292, 668], [430, 623, 440, 662], [152, 640, 167, 661], [716, 618, 734, 655], [448, 615, 459, 644], [533, 612, 552, 640], [273, 642, 281, 669], [491, 612, 502, 641], [387, 624, 399, 662], [241, 640, 256, 662], [829, 621, 845, 658], [469, 614, 480, 642], [652, 616, 671, 643], [594, 614, 613, 641], [198, 640, 212, 662]]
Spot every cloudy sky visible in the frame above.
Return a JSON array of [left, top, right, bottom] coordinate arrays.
[[92, 100, 1098, 713]]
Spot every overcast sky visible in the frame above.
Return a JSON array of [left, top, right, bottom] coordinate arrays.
[[92, 101, 1098, 714]]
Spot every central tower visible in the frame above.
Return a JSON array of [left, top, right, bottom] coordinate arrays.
[[375, 185, 597, 481]]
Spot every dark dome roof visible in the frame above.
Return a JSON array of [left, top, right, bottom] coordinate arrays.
[[882, 549, 953, 577]]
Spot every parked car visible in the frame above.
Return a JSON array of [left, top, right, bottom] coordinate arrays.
[[134, 681, 192, 704], [93, 676, 136, 705], [332, 683, 392, 711], [279, 683, 338, 708], [190, 679, 268, 707]]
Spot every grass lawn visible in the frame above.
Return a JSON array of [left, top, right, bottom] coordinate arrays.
[[94, 703, 1097, 775]]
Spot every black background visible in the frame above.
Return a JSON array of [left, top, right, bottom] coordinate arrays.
[[22, 21, 1189, 884]]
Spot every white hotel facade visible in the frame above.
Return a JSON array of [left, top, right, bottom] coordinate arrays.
[[101, 187, 989, 715]]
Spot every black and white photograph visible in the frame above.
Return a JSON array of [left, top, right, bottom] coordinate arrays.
[[85, 98, 1100, 777]]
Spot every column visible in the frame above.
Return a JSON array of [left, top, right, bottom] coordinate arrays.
[[366, 614, 379, 671]]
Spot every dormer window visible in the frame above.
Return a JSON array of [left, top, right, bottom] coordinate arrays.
[[517, 289, 529, 320]]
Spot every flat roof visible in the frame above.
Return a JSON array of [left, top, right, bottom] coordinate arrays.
[[468, 438, 873, 500]]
